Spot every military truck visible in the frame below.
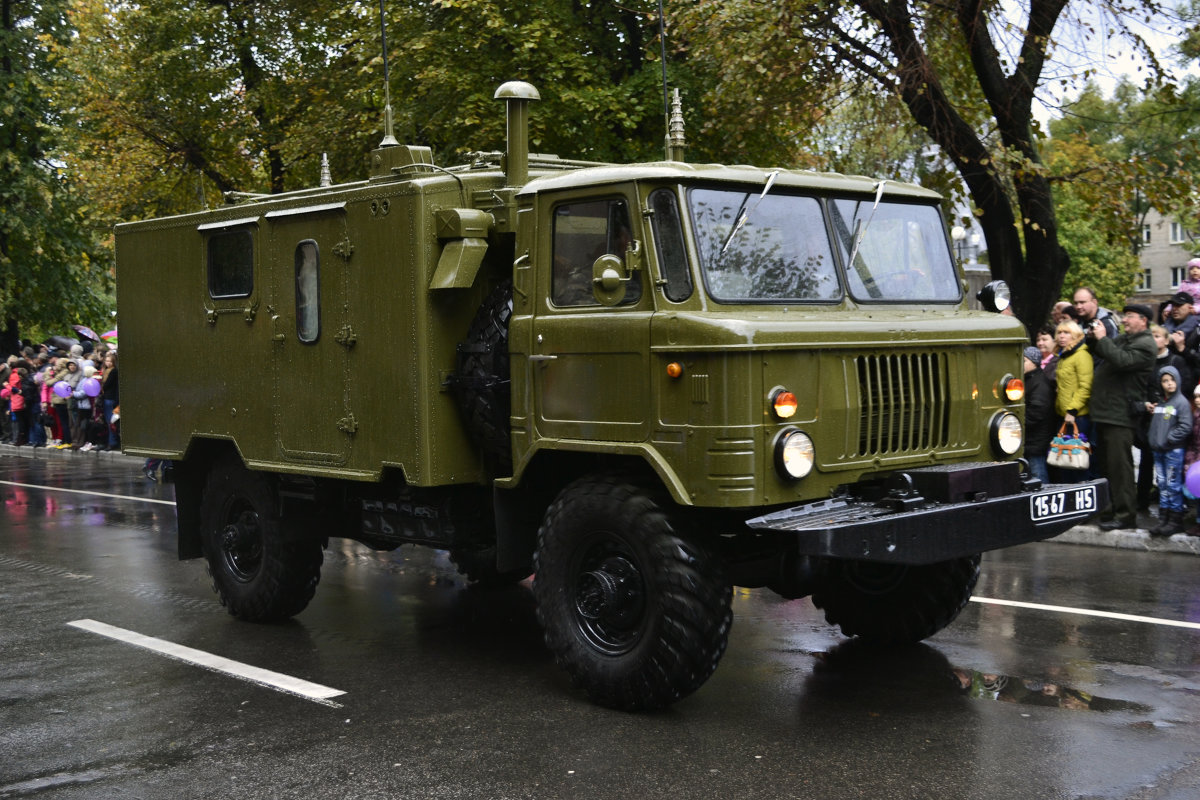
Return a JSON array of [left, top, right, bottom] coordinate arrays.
[[116, 82, 1106, 711]]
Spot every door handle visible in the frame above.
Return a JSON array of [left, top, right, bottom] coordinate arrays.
[[528, 354, 558, 362]]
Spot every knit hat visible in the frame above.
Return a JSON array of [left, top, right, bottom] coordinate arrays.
[[1023, 346, 1041, 364], [82, 363, 96, 377]]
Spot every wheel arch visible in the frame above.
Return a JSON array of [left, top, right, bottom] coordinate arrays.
[[174, 437, 248, 560]]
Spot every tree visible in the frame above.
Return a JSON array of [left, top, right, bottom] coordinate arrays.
[[1053, 80, 1200, 241], [55, 0, 368, 223], [673, 0, 1184, 331], [0, 0, 110, 354], [1044, 135, 1143, 309]]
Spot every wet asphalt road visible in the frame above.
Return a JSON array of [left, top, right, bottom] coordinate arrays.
[[2, 453, 1200, 800]]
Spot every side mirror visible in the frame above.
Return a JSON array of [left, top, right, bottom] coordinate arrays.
[[592, 254, 627, 306]]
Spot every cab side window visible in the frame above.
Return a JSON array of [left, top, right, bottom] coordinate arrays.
[[551, 199, 641, 307], [649, 189, 692, 302], [295, 240, 320, 343], [207, 229, 254, 298]]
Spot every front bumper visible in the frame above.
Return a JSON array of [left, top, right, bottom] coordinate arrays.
[[746, 462, 1108, 565]]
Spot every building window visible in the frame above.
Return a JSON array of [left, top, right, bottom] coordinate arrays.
[[1171, 222, 1193, 244], [1143, 225, 1152, 245], [1173, 266, 1188, 287], [1138, 268, 1152, 292]]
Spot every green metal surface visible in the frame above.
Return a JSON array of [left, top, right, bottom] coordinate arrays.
[[116, 128, 1025, 511]]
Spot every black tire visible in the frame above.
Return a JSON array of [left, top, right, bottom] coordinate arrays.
[[812, 555, 981, 645], [455, 281, 513, 473], [200, 458, 323, 622], [449, 545, 532, 587], [533, 474, 732, 711]]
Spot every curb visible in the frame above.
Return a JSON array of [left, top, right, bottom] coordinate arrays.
[[1, 441, 142, 468], [1048, 522, 1200, 556], [4, 442, 1198, 556]]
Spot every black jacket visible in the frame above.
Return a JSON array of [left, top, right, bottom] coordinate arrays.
[[1024, 366, 1057, 456]]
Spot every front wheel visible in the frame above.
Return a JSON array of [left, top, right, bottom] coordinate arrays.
[[200, 458, 323, 622], [533, 474, 732, 711], [812, 555, 981, 645]]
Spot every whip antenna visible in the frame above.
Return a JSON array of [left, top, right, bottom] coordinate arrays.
[[378, 0, 399, 147], [658, 0, 669, 129], [658, 1, 685, 161]]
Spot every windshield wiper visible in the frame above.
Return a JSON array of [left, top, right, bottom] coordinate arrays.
[[845, 179, 887, 271], [720, 170, 780, 256]]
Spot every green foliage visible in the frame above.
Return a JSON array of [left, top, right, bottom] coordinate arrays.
[[0, 0, 111, 349], [1054, 185, 1143, 313]]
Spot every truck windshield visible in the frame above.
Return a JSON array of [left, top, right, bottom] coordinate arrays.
[[830, 197, 960, 303], [690, 188, 841, 302], [687, 186, 960, 304]]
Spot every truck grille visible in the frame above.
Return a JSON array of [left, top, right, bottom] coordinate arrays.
[[855, 352, 950, 455]]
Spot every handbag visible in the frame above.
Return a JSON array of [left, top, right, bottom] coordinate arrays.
[[1047, 421, 1090, 470]]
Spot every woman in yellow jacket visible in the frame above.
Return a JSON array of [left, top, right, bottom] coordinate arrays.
[[1053, 319, 1094, 481]]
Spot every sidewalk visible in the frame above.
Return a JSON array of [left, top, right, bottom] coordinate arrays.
[[5, 441, 1200, 555]]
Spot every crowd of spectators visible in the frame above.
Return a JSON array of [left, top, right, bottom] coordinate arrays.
[[1025, 279, 1200, 537], [1, 341, 119, 453]]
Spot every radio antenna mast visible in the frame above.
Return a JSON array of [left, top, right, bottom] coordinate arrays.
[[658, 0, 685, 161], [378, 0, 399, 147]]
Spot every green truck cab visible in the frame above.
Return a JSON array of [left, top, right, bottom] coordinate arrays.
[[116, 82, 1106, 710]]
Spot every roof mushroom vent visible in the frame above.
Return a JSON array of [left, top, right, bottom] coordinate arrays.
[[494, 81, 540, 188]]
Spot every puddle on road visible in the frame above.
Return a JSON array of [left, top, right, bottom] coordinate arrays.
[[799, 640, 1154, 714], [952, 667, 1154, 713]]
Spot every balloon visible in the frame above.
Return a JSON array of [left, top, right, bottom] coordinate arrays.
[[1187, 462, 1200, 498], [53, 381, 72, 398], [82, 377, 101, 398]]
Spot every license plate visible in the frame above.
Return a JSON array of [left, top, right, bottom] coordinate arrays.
[[1030, 486, 1097, 523]]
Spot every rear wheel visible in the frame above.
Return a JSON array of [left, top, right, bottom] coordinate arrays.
[[533, 474, 732, 710], [200, 458, 323, 621], [812, 555, 981, 645]]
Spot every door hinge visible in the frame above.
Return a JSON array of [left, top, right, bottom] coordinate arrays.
[[334, 324, 358, 348], [337, 413, 358, 434], [333, 238, 355, 261]]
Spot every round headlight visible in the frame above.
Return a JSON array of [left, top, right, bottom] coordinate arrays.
[[990, 411, 1023, 457], [976, 280, 1011, 313], [774, 429, 815, 480]]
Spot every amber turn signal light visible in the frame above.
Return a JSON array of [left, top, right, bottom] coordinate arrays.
[[666, 362, 684, 378], [771, 388, 798, 419], [1001, 375, 1024, 402]]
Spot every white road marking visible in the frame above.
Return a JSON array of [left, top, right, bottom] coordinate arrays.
[[971, 596, 1200, 630], [67, 619, 346, 707], [0, 480, 175, 506]]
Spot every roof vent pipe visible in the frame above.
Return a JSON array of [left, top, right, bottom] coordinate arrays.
[[494, 81, 540, 188]]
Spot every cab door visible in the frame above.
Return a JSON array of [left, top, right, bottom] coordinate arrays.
[[266, 204, 353, 465], [530, 192, 652, 444]]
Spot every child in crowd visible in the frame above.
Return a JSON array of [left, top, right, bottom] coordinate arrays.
[[1148, 366, 1194, 536], [1177, 258, 1200, 308]]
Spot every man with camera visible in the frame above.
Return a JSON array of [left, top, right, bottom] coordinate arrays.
[[1088, 304, 1158, 531]]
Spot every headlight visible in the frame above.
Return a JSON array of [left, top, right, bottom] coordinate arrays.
[[990, 411, 1023, 457], [774, 429, 815, 480], [976, 280, 1011, 313]]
